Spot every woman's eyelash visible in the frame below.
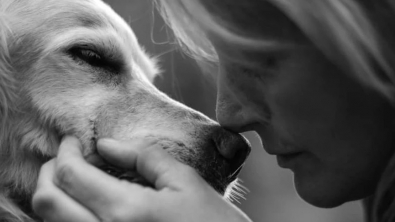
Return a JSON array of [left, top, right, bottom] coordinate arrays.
[[240, 57, 279, 80]]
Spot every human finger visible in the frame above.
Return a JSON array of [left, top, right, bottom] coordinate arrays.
[[96, 138, 155, 169], [54, 136, 147, 219], [97, 138, 203, 190], [32, 160, 99, 222]]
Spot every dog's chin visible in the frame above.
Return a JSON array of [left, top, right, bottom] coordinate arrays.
[[98, 164, 245, 200], [88, 142, 243, 197], [99, 164, 238, 196], [53, 134, 245, 198], [86, 154, 247, 201]]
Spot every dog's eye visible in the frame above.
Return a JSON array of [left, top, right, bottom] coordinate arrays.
[[69, 47, 104, 67], [68, 47, 121, 74], [80, 49, 102, 63]]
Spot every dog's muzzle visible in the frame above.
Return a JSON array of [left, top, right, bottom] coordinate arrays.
[[97, 129, 251, 195]]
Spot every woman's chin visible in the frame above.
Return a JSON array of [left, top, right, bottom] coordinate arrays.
[[296, 190, 345, 208], [292, 172, 365, 209]]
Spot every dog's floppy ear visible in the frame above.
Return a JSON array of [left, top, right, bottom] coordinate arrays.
[[0, 14, 15, 120]]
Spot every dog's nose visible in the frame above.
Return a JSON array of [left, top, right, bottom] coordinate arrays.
[[212, 129, 251, 176]]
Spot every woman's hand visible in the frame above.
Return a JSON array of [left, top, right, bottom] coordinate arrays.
[[32, 136, 252, 222]]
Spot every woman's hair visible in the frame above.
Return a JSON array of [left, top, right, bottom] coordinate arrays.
[[154, 0, 395, 221]]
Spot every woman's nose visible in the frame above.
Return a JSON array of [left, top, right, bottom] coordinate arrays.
[[216, 82, 258, 133]]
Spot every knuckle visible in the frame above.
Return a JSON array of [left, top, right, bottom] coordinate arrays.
[[55, 160, 78, 187]]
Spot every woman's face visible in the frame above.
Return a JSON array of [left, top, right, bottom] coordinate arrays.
[[207, 11, 395, 207]]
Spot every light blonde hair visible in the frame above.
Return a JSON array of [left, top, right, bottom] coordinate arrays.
[[155, 0, 395, 221]]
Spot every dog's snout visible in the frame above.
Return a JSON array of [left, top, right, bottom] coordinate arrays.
[[212, 129, 251, 175]]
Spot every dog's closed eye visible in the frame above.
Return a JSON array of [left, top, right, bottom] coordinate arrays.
[[68, 46, 121, 74], [71, 48, 102, 66]]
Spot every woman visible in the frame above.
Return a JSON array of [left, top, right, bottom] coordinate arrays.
[[32, 0, 395, 221]]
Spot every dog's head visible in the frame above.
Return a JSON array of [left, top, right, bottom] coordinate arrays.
[[0, 0, 250, 205]]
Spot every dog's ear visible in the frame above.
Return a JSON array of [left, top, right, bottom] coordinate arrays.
[[0, 15, 15, 120]]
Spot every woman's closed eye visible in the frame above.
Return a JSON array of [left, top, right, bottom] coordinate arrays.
[[239, 55, 282, 81]]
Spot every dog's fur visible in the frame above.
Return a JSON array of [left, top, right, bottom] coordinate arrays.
[[0, 0, 250, 221]]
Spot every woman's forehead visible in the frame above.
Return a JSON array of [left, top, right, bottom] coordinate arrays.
[[199, 0, 307, 42]]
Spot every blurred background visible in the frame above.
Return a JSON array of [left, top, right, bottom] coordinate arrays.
[[104, 1, 364, 221]]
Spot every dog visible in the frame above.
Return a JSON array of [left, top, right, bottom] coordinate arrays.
[[0, 0, 251, 221]]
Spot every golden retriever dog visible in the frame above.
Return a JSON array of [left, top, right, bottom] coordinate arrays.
[[0, 0, 251, 221]]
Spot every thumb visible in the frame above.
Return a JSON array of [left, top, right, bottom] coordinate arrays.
[[97, 138, 202, 190], [96, 138, 156, 170]]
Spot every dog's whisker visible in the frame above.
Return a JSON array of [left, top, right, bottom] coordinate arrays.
[[225, 179, 249, 203]]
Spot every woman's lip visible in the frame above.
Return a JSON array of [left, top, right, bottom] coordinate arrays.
[[276, 152, 305, 168]]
